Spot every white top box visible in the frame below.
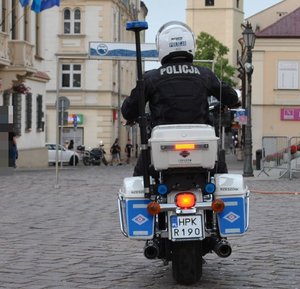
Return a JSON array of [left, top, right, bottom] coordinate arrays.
[[119, 176, 145, 199], [149, 124, 219, 170], [214, 174, 247, 197]]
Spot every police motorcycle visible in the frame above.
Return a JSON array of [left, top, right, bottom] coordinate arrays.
[[118, 21, 250, 285]]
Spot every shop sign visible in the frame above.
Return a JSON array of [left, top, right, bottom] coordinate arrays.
[[281, 108, 300, 121]]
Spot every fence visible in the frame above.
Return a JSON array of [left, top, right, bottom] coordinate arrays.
[[259, 136, 300, 179]]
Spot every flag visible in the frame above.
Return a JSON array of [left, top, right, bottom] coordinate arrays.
[[19, 0, 30, 7], [31, 0, 60, 13]]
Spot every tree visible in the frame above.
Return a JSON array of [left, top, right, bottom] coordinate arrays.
[[194, 32, 236, 86]]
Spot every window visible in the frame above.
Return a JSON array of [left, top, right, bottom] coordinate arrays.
[[74, 9, 81, 34], [278, 61, 299, 90], [25, 93, 32, 131], [36, 94, 44, 132], [61, 64, 82, 88], [205, 0, 214, 6], [236, 0, 240, 9], [63, 8, 81, 34], [12, 92, 22, 135]]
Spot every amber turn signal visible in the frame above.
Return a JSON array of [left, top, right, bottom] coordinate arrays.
[[147, 201, 161, 215], [212, 198, 225, 213]]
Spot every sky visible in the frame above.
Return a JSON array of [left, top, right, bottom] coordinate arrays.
[[141, 0, 282, 68]]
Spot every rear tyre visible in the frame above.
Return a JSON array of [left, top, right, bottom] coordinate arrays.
[[83, 156, 91, 166], [172, 241, 202, 285], [69, 156, 78, 166]]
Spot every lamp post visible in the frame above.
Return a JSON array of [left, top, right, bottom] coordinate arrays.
[[242, 22, 256, 177]]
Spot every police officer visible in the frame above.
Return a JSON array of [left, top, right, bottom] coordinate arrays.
[[121, 21, 239, 176]]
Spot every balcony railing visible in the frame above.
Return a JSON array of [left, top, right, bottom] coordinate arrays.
[[8, 40, 36, 72]]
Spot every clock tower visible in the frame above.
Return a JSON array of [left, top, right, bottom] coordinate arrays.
[[186, 0, 244, 68]]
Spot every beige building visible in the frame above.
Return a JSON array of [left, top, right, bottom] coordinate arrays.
[[186, 0, 244, 68], [44, 0, 147, 159], [0, 1, 49, 168], [249, 2, 300, 155]]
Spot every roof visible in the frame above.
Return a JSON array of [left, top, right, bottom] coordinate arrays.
[[33, 71, 51, 80], [256, 6, 300, 38]]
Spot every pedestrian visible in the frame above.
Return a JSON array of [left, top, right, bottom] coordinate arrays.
[[68, 139, 74, 150], [121, 21, 239, 176], [110, 138, 121, 166], [125, 139, 133, 164], [9, 131, 18, 168]]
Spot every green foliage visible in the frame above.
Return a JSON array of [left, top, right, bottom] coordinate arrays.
[[194, 32, 236, 86]]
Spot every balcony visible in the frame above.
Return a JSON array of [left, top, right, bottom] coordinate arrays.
[[7, 40, 37, 74], [0, 32, 10, 68]]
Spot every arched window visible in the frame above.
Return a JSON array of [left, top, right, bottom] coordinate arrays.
[[74, 8, 81, 34], [63, 8, 81, 34]]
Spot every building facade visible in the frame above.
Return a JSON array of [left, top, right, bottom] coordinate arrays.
[[249, 3, 300, 154], [0, 0, 49, 168], [44, 0, 147, 159]]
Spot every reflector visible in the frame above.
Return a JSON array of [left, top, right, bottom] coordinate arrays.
[[147, 201, 161, 215], [212, 198, 225, 213], [176, 192, 196, 209]]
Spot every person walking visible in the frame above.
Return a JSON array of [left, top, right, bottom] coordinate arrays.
[[125, 139, 133, 164], [110, 138, 121, 166], [9, 131, 18, 168], [68, 139, 74, 150]]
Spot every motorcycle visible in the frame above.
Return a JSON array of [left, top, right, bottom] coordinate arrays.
[[118, 124, 250, 285], [82, 146, 108, 166], [117, 21, 250, 285]]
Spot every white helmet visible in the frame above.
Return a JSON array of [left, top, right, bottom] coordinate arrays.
[[156, 21, 196, 64]]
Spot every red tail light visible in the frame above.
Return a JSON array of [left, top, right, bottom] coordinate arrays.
[[175, 192, 196, 209], [175, 143, 196, 150]]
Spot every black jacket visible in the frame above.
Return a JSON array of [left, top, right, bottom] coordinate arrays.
[[121, 60, 238, 127]]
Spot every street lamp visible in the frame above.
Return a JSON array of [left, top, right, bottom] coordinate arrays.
[[242, 22, 256, 177]]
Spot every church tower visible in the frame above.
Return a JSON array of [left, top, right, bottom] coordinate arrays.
[[186, 0, 244, 68]]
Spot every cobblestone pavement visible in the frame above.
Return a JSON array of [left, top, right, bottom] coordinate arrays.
[[0, 161, 299, 289]]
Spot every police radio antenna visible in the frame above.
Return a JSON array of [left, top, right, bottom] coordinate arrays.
[[218, 60, 222, 139], [126, 21, 152, 198]]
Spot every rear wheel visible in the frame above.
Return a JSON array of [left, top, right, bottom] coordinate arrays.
[[172, 241, 202, 285], [69, 156, 78, 166], [83, 156, 91, 166]]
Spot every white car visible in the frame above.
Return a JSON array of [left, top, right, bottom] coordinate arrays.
[[45, 143, 79, 166]]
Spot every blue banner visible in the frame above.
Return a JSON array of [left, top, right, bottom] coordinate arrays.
[[31, 0, 60, 13]]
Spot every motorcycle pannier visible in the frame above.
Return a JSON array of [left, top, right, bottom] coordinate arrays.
[[118, 177, 154, 239], [149, 124, 219, 170], [214, 174, 250, 236]]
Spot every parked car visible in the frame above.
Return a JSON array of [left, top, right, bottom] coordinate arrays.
[[45, 143, 79, 166]]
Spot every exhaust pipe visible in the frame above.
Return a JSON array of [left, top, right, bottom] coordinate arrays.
[[212, 238, 232, 258], [144, 240, 159, 259]]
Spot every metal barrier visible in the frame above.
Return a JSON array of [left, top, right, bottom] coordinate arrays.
[[259, 136, 289, 177], [288, 136, 300, 179], [259, 136, 300, 179]]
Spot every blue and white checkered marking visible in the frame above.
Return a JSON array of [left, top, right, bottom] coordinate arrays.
[[132, 214, 148, 226], [224, 211, 240, 223]]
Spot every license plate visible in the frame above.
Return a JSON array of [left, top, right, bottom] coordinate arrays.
[[170, 215, 203, 240]]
